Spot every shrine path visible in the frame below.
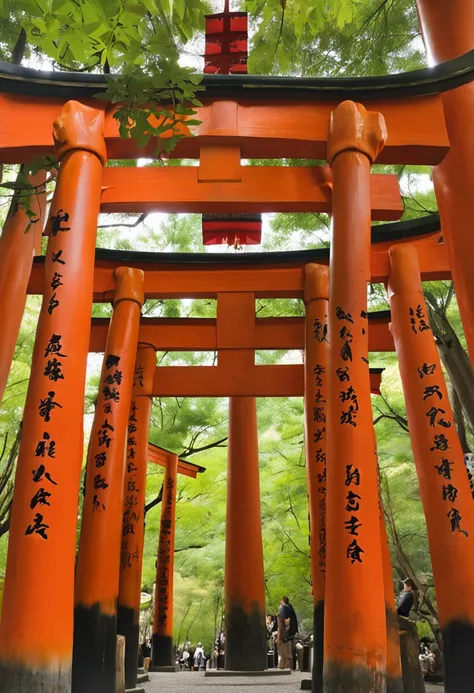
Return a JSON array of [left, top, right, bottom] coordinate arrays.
[[143, 672, 443, 692]]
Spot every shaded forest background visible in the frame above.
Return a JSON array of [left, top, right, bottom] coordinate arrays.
[[0, 0, 473, 654]]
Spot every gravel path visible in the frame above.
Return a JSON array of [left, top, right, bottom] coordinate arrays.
[[143, 672, 445, 693], [144, 671, 307, 692]]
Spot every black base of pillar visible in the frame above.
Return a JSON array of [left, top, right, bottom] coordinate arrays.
[[312, 600, 324, 693], [151, 633, 174, 668], [386, 606, 403, 693], [0, 661, 71, 692], [225, 604, 267, 672], [443, 619, 474, 693], [387, 674, 404, 693], [323, 662, 385, 693], [117, 604, 140, 690], [72, 603, 117, 693]]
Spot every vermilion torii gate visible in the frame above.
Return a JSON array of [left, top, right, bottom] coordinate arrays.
[[1, 22, 474, 693]]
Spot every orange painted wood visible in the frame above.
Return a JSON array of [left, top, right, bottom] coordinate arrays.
[[146, 443, 200, 479], [304, 264, 329, 690], [150, 364, 382, 397], [388, 244, 474, 629], [75, 269, 144, 615], [89, 316, 394, 353], [153, 453, 178, 639], [324, 103, 386, 689], [0, 103, 105, 679], [417, 0, 474, 364], [0, 170, 46, 405], [0, 93, 449, 165], [225, 396, 266, 669], [100, 166, 402, 220], [117, 343, 155, 690], [27, 235, 449, 301]]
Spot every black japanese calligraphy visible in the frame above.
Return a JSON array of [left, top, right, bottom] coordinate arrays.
[[25, 512, 49, 540], [434, 457, 453, 480], [50, 209, 71, 237], [344, 515, 362, 536], [44, 334, 67, 359], [105, 354, 121, 370], [52, 249, 65, 265], [424, 385, 443, 401], [346, 539, 364, 564], [34, 431, 56, 458], [345, 465, 360, 486], [30, 487, 52, 509], [418, 363, 436, 379], [345, 490, 361, 512], [44, 358, 64, 382], [336, 307, 354, 323], [38, 391, 62, 422], [32, 464, 57, 486], [426, 407, 451, 428]]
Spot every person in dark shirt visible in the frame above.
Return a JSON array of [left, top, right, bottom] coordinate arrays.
[[141, 638, 152, 673], [397, 578, 416, 617], [277, 597, 298, 669]]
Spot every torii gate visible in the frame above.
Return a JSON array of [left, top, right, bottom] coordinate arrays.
[[0, 22, 474, 693], [117, 439, 205, 690]]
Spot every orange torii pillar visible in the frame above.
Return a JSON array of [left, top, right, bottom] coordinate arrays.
[[304, 263, 329, 692], [117, 343, 156, 691], [0, 102, 105, 693], [416, 1, 474, 364], [0, 170, 47, 404], [324, 101, 387, 692], [225, 397, 267, 671], [388, 244, 474, 693], [73, 268, 144, 693], [151, 450, 178, 669]]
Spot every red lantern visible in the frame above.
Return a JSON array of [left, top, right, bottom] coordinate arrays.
[[203, 0, 248, 75], [202, 214, 262, 248]]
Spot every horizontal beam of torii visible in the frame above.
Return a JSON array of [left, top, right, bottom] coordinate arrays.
[[89, 313, 395, 353], [146, 444, 206, 479], [0, 93, 449, 165], [27, 230, 449, 299]]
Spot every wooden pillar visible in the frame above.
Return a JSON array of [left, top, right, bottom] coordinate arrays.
[[151, 451, 178, 668], [416, 0, 474, 364], [324, 101, 387, 693], [388, 243, 474, 693], [225, 397, 266, 672], [304, 264, 329, 693], [73, 267, 144, 693], [0, 101, 105, 693], [0, 170, 47, 404], [117, 343, 156, 690]]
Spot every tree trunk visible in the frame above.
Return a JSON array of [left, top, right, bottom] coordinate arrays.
[[426, 294, 474, 438], [450, 384, 472, 454], [11, 27, 27, 65]]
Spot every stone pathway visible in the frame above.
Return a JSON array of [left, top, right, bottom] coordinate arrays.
[[144, 671, 307, 692], [144, 672, 445, 693]]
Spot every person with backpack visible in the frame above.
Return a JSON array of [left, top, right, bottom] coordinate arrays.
[[277, 596, 298, 669]]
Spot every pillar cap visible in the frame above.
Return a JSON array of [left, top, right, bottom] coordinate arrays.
[[387, 243, 422, 299], [304, 263, 329, 302], [113, 266, 145, 307], [53, 100, 107, 164], [327, 100, 387, 166]]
